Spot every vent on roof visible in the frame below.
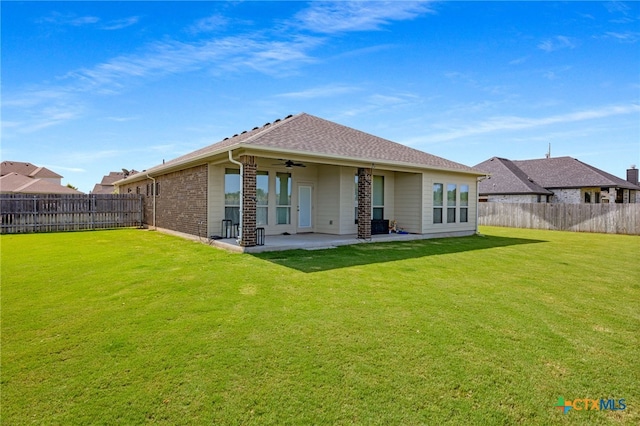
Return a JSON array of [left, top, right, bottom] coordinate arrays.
[[285, 114, 293, 119], [253, 127, 259, 130], [264, 122, 270, 127], [274, 119, 281, 123], [223, 137, 229, 140], [233, 134, 238, 137], [241, 131, 247, 134]]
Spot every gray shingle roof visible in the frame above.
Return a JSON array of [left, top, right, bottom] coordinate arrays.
[[0, 173, 82, 194], [0, 161, 63, 179], [475, 156, 640, 195], [475, 157, 552, 195], [147, 113, 483, 175], [513, 157, 639, 189]]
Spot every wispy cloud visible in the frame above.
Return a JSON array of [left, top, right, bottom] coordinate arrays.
[[37, 12, 138, 30], [38, 12, 100, 26], [602, 31, 640, 43], [414, 104, 640, 144], [5, 2, 436, 133], [276, 84, 359, 99], [294, 1, 434, 34], [101, 17, 139, 31], [538, 35, 576, 52], [187, 14, 228, 34]]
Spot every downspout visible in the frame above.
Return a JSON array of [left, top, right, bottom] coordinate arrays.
[[147, 174, 156, 230], [228, 150, 243, 242]]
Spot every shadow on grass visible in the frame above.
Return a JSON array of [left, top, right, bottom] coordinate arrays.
[[253, 234, 546, 273]]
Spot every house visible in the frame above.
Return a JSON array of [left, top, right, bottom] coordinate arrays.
[[0, 161, 82, 194], [474, 156, 640, 204], [115, 113, 485, 248], [91, 171, 137, 194]]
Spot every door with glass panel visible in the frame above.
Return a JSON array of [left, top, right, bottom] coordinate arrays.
[[297, 184, 313, 231]]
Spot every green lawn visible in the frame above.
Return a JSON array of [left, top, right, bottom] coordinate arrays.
[[1, 227, 638, 425]]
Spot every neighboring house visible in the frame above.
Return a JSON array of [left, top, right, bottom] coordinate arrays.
[[0, 161, 82, 194], [475, 156, 640, 204], [0, 161, 63, 185], [115, 113, 485, 248], [92, 171, 131, 194]]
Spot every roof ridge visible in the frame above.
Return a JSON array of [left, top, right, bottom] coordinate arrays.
[[240, 113, 303, 147]]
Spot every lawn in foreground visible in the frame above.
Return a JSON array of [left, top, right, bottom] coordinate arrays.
[[1, 226, 638, 424]]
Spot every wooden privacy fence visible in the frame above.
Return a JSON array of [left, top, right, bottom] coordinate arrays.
[[478, 202, 640, 235], [1, 194, 144, 234]]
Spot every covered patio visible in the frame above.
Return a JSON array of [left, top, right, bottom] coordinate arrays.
[[208, 230, 472, 253]]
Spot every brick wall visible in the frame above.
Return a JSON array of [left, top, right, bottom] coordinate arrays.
[[240, 156, 257, 247], [118, 165, 208, 236], [357, 167, 372, 240]]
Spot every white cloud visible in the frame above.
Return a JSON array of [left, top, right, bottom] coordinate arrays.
[[276, 84, 359, 99], [538, 35, 576, 52], [294, 1, 434, 34], [101, 17, 139, 31], [413, 104, 640, 144], [188, 14, 228, 34]]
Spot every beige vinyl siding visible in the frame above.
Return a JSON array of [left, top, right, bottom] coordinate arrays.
[[316, 165, 340, 234], [376, 170, 395, 221], [340, 167, 358, 235], [422, 172, 477, 234], [207, 163, 225, 237], [393, 172, 422, 233]]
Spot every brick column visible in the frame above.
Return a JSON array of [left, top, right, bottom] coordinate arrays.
[[357, 167, 372, 240], [240, 155, 257, 247]]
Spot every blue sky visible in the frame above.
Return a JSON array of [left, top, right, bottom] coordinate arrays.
[[2, 1, 639, 193]]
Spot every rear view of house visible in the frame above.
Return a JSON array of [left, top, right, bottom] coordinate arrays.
[[115, 113, 484, 249]]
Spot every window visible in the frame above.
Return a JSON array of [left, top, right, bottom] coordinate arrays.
[[372, 175, 384, 220], [276, 172, 291, 224], [136, 186, 140, 195], [447, 184, 456, 223], [584, 191, 591, 203], [146, 183, 150, 196], [433, 183, 443, 224], [225, 168, 240, 224], [256, 171, 269, 226], [460, 184, 469, 223], [155, 182, 160, 196]]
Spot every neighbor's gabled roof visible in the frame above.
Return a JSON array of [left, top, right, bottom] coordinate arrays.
[[121, 113, 483, 184], [0, 173, 82, 194], [475, 156, 640, 195], [475, 157, 552, 195], [512, 156, 640, 190], [0, 161, 63, 179]]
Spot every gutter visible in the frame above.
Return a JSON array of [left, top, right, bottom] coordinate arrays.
[[228, 150, 243, 242], [146, 174, 156, 230]]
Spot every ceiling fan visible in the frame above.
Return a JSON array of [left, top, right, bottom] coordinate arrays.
[[272, 159, 306, 169]]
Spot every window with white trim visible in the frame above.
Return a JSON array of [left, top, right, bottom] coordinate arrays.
[[256, 171, 268, 226], [433, 183, 443, 224], [225, 168, 240, 224], [447, 184, 457, 223], [460, 184, 469, 223], [276, 172, 291, 225], [372, 175, 384, 220]]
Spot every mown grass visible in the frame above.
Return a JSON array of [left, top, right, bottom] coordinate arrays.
[[1, 227, 638, 424]]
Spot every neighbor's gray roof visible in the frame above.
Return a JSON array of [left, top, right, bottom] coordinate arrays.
[[0, 173, 82, 194], [513, 157, 640, 190], [475, 156, 640, 195], [475, 157, 552, 195], [0, 161, 63, 179], [142, 113, 483, 176]]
